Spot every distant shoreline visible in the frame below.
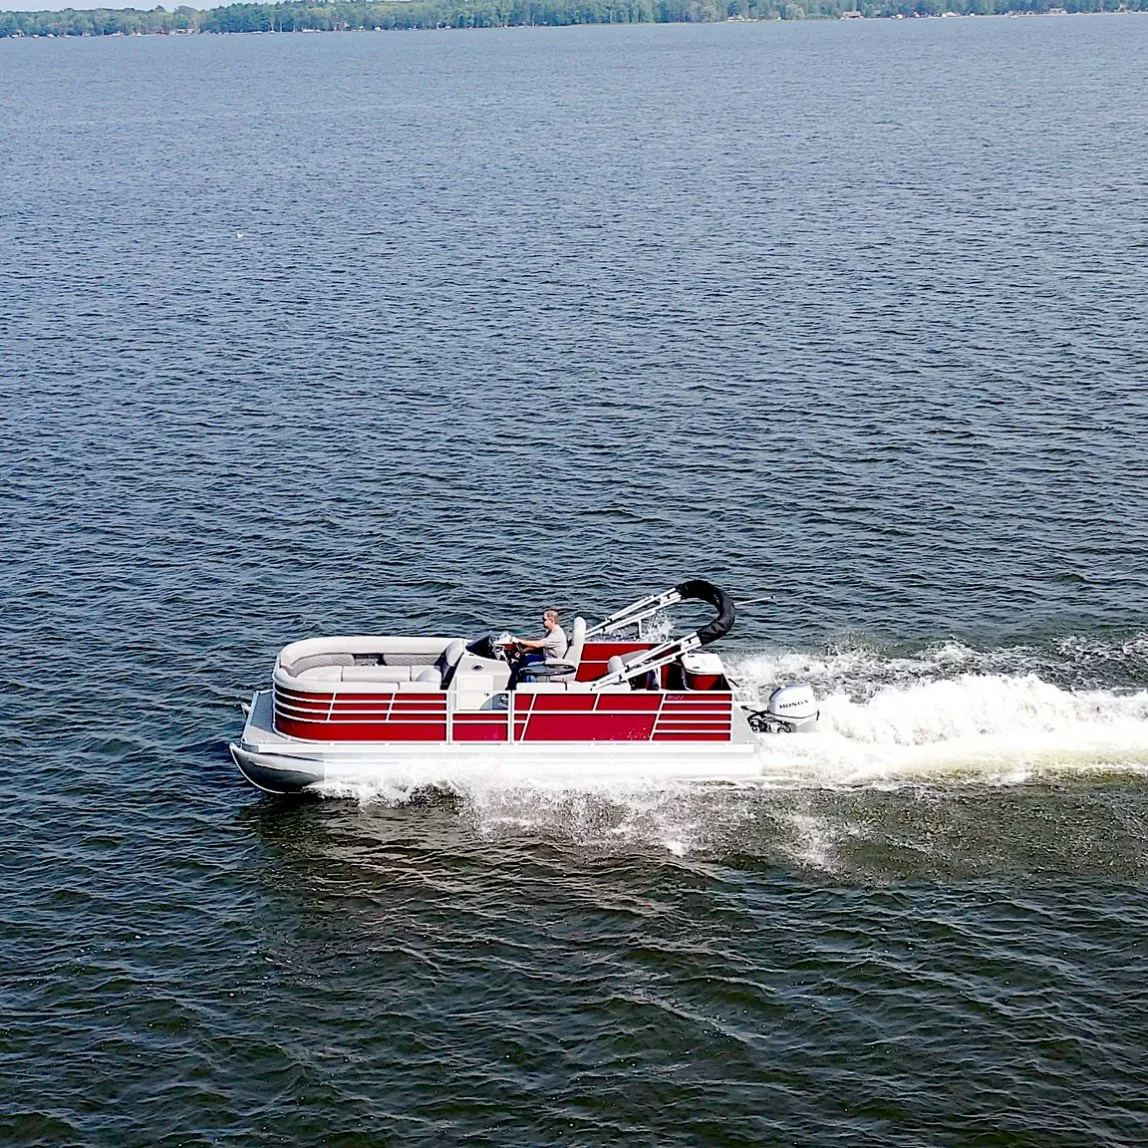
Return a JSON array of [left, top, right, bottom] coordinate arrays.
[[2, 0, 1144, 39]]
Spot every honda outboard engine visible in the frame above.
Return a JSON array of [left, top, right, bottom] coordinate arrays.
[[745, 683, 818, 734]]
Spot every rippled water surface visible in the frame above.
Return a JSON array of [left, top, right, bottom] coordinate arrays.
[[3, 16, 1148, 1146]]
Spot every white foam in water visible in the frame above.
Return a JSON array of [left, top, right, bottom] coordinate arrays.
[[734, 641, 1148, 788]]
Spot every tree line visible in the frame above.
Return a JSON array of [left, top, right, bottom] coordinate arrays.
[[1, 0, 1143, 38]]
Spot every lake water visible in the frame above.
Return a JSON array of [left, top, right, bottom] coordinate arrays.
[[2, 16, 1148, 1145]]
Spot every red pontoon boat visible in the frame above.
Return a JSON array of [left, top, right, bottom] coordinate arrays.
[[229, 579, 817, 793]]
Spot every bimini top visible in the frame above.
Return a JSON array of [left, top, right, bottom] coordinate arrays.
[[674, 578, 736, 646], [583, 577, 737, 691]]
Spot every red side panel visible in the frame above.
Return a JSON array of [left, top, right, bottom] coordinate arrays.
[[272, 684, 734, 744], [452, 712, 510, 742], [513, 693, 657, 741], [274, 686, 448, 742], [651, 694, 733, 741], [512, 692, 733, 743], [576, 641, 653, 682]]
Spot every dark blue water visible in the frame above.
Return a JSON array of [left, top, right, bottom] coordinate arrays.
[[3, 17, 1148, 1146]]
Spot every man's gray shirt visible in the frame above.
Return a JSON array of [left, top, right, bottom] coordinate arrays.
[[542, 626, 568, 662]]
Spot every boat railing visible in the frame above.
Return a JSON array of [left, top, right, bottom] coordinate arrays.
[[272, 680, 734, 744]]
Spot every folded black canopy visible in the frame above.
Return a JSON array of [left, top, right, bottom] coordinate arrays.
[[674, 578, 736, 646]]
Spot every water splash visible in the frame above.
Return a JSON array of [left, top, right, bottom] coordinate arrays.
[[732, 637, 1148, 787]]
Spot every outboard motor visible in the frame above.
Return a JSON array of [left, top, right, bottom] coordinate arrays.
[[745, 683, 819, 734]]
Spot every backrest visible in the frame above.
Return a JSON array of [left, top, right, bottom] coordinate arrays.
[[436, 639, 468, 688], [341, 666, 419, 683], [564, 617, 587, 669]]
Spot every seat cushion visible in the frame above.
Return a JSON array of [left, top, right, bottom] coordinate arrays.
[[341, 666, 420, 683]]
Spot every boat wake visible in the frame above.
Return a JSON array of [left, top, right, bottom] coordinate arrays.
[[734, 636, 1148, 789]]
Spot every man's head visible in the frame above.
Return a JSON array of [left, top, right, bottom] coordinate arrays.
[[542, 608, 560, 632]]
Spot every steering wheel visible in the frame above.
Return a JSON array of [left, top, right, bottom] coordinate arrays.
[[465, 633, 513, 663]]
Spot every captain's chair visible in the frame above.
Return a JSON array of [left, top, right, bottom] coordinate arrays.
[[520, 617, 587, 684]]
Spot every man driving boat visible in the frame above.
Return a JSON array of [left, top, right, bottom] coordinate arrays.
[[508, 608, 568, 688]]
